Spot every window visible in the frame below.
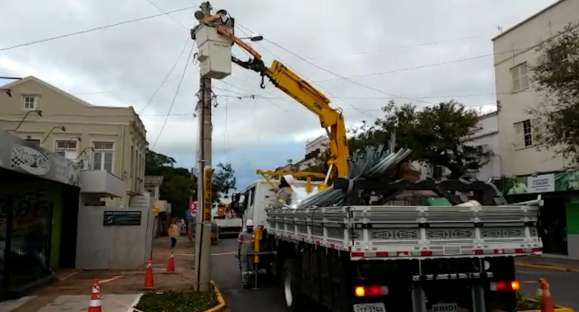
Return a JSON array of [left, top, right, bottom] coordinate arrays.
[[93, 141, 114, 173], [511, 62, 529, 92], [22, 95, 37, 110], [514, 119, 533, 148], [55, 140, 78, 159]]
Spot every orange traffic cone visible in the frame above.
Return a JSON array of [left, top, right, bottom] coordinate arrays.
[[144, 258, 154, 289], [88, 281, 103, 312], [166, 252, 176, 273], [539, 278, 555, 312]]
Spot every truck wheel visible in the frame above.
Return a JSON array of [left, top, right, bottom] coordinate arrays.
[[283, 260, 304, 311]]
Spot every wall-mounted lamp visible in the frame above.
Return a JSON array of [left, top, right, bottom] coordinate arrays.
[[41, 125, 66, 144], [13, 110, 42, 131]]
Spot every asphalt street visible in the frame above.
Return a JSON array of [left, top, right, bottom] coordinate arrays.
[[516, 266, 579, 310], [210, 238, 287, 312], [211, 238, 579, 311]]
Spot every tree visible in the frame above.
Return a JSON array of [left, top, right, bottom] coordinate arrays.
[[531, 24, 579, 162], [349, 100, 488, 178], [145, 149, 195, 218], [212, 163, 236, 201]]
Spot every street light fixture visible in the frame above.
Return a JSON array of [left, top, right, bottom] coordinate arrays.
[[239, 35, 263, 42], [13, 110, 42, 131], [41, 126, 66, 144]]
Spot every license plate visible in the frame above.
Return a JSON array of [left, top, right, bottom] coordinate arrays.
[[432, 303, 458, 312], [353, 303, 386, 312]]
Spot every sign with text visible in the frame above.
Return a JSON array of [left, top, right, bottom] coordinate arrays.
[[527, 174, 555, 193], [103, 211, 142, 226]]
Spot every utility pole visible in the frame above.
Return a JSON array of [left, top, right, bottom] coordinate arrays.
[[194, 76, 213, 291], [192, 1, 232, 291]]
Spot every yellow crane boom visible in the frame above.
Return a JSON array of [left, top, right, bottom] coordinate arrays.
[[215, 24, 350, 181]]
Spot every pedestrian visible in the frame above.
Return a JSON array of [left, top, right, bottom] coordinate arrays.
[[238, 219, 255, 288], [168, 218, 179, 249]]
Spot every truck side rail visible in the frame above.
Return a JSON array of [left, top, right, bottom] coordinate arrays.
[[266, 204, 542, 260]]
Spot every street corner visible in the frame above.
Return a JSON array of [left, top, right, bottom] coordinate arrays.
[[37, 294, 142, 312]]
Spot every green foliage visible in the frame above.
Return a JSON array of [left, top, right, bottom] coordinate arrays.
[[349, 100, 488, 178], [135, 289, 216, 312], [531, 24, 579, 162], [145, 149, 195, 218], [212, 162, 237, 202]]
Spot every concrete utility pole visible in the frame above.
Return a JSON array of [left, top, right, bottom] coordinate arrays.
[[192, 0, 233, 291], [194, 78, 213, 291]]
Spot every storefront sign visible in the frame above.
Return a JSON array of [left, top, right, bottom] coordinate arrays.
[[502, 170, 579, 195], [0, 130, 79, 186], [527, 174, 555, 193], [103, 211, 142, 226]]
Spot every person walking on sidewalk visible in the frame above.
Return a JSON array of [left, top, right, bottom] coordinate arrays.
[[168, 218, 179, 249]]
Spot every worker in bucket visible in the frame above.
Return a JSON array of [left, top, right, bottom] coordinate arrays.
[[238, 219, 255, 287], [274, 175, 294, 208]]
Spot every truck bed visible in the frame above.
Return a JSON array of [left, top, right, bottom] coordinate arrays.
[[266, 203, 542, 260]]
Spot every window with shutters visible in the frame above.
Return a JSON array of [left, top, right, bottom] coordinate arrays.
[[513, 120, 533, 149], [510, 62, 529, 92], [93, 141, 114, 173], [55, 140, 78, 160]]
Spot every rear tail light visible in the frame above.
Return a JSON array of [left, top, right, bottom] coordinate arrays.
[[354, 285, 389, 297], [490, 280, 520, 292]]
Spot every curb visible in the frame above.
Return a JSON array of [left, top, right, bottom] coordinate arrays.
[[516, 262, 579, 273], [204, 281, 227, 312]]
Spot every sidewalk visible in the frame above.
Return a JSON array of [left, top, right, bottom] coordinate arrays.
[[516, 255, 579, 272], [0, 236, 195, 312]]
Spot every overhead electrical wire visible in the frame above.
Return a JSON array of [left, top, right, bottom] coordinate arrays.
[[152, 45, 194, 148], [143, 0, 190, 29], [0, 5, 197, 52], [140, 41, 192, 114]]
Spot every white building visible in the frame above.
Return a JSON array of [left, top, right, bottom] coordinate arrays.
[[464, 111, 500, 182], [492, 0, 579, 258]]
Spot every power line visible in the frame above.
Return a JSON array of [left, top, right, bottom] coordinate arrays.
[[152, 45, 194, 148], [263, 38, 434, 108], [140, 41, 191, 114], [314, 53, 493, 83], [0, 5, 197, 52], [143, 0, 189, 29]]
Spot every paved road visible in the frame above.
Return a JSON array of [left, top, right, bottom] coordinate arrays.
[[211, 238, 286, 312], [212, 239, 579, 311], [516, 266, 579, 310]]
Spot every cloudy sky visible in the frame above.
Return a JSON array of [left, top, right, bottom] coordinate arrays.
[[0, 0, 558, 188]]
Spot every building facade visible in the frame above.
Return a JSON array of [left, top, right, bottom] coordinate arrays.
[[0, 76, 147, 207], [0, 76, 155, 270], [0, 129, 80, 299], [492, 0, 579, 258], [464, 111, 501, 182]]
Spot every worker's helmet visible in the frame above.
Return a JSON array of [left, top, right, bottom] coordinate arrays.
[[282, 174, 295, 185], [245, 219, 254, 227]]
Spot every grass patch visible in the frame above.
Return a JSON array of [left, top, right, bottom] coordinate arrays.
[[134, 288, 216, 312], [517, 293, 541, 311]]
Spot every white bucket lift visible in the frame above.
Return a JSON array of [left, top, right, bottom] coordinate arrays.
[[193, 23, 232, 79]]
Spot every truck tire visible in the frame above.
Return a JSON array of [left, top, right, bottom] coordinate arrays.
[[282, 259, 304, 311]]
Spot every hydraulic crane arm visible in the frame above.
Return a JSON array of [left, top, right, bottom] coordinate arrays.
[[216, 25, 350, 181]]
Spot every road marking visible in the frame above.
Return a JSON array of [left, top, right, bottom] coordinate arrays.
[[211, 251, 236, 256], [57, 271, 79, 281], [517, 270, 543, 275], [126, 294, 144, 312], [98, 275, 123, 284], [174, 253, 194, 257]]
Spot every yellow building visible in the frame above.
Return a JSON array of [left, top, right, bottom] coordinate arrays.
[[0, 76, 147, 207]]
